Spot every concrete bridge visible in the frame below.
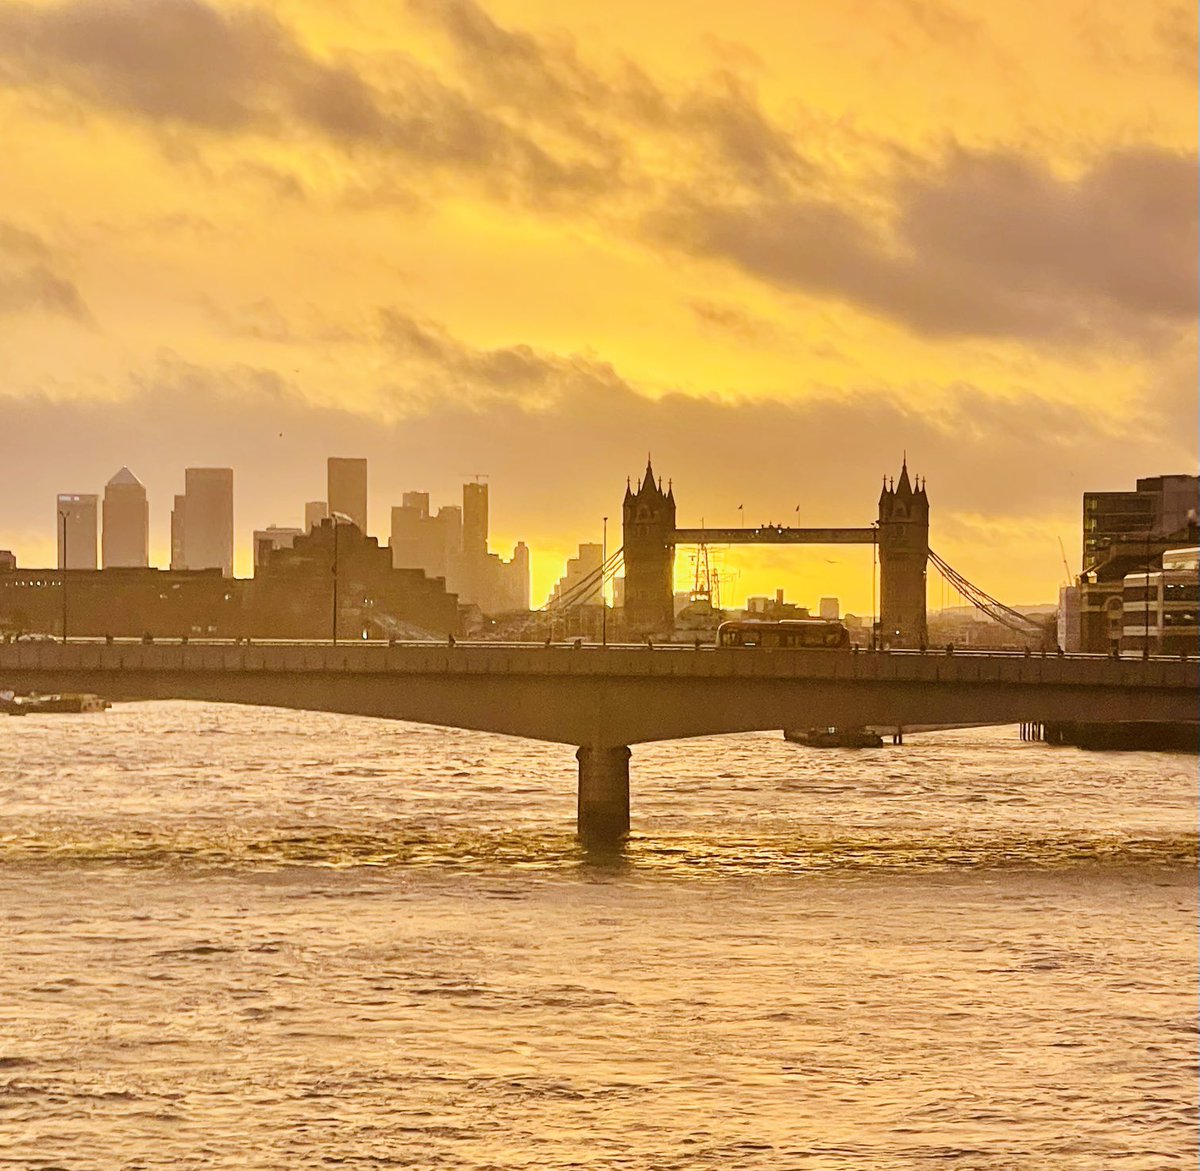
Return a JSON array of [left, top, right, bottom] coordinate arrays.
[[2, 641, 1195, 843]]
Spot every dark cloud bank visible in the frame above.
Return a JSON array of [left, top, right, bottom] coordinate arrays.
[[1, 0, 1195, 348]]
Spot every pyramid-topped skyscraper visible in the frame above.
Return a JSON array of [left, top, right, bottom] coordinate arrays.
[[102, 466, 149, 568]]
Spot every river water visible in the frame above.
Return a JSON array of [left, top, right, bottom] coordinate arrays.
[[0, 701, 1194, 1169]]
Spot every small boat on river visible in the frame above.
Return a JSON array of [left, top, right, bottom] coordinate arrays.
[[784, 726, 884, 749], [0, 691, 110, 715]]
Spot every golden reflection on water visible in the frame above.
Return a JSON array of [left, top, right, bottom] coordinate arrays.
[[0, 703, 1195, 1169], [0, 826, 1194, 874]]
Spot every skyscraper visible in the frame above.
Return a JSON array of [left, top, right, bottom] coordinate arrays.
[[102, 467, 149, 568], [462, 481, 488, 555], [170, 494, 187, 570], [327, 458, 367, 533], [56, 494, 98, 570], [181, 467, 234, 576]]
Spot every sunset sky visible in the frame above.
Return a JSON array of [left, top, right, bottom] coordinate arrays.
[[1, 0, 1195, 610]]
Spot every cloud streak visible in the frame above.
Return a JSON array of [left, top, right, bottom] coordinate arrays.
[[0, 222, 90, 321]]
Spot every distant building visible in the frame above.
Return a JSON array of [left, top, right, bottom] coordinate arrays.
[[327, 457, 367, 533], [253, 526, 304, 572], [462, 482, 488, 556], [176, 468, 234, 576], [391, 501, 461, 580], [551, 543, 603, 606], [304, 501, 328, 531], [56, 493, 98, 570], [742, 590, 809, 621], [102, 467, 149, 568], [819, 596, 839, 620], [1083, 474, 1199, 572], [391, 485, 529, 615], [170, 494, 187, 570], [506, 541, 531, 611]]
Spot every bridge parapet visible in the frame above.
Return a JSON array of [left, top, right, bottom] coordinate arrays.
[[0, 641, 1195, 689]]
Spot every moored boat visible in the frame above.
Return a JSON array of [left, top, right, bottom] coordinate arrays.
[[784, 726, 884, 748], [1, 692, 110, 715]]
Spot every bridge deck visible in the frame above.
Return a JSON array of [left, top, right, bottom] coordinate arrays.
[[1, 640, 1196, 681]]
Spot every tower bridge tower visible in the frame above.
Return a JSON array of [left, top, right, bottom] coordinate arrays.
[[877, 459, 929, 647], [622, 458, 676, 635]]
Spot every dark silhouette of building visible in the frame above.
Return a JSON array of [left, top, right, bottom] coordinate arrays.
[[0, 565, 239, 639], [622, 459, 676, 635], [249, 518, 459, 639], [877, 459, 929, 647], [102, 467, 149, 568]]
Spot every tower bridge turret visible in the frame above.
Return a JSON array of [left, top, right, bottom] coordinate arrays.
[[621, 458, 676, 635], [877, 458, 929, 647]]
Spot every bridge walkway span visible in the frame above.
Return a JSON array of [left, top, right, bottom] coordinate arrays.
[[3, 642, 1195, 843]]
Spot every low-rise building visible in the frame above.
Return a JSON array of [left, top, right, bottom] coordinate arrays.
[[1120, 547, 1199, 657], [0, 565, 239, 639]]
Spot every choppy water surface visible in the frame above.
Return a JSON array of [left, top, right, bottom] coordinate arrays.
[[0, 702, 1195, 1169]]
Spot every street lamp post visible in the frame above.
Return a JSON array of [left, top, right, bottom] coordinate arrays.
[[329, 511, 354, 646], [601, 515, 608, 648], [59, 509, 69, 643], [1143, 531, 1152, 659]]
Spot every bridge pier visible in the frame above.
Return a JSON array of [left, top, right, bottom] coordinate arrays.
[[576, 745, 631, 846]]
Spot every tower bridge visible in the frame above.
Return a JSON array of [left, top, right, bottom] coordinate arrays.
[[623, 458, 930, 645]]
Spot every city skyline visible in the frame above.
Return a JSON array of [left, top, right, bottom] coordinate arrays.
[[0, 0, 1193, 614], [14, 453, 1200, 612]]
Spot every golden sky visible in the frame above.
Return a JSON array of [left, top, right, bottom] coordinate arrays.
[[0, 0, 1195, 610]]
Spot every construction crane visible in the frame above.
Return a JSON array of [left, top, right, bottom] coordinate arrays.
[[1057, 537, 1074, 587]]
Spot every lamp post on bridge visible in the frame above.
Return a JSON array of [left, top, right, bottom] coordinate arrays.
[[1143, 529, 1153, 660], [58, 509, 69, 644], [602, 515, 608, 648], [330, 511, 354, 646]]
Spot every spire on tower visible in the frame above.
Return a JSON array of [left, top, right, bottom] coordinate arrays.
[[641, 455, 656, 494]]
